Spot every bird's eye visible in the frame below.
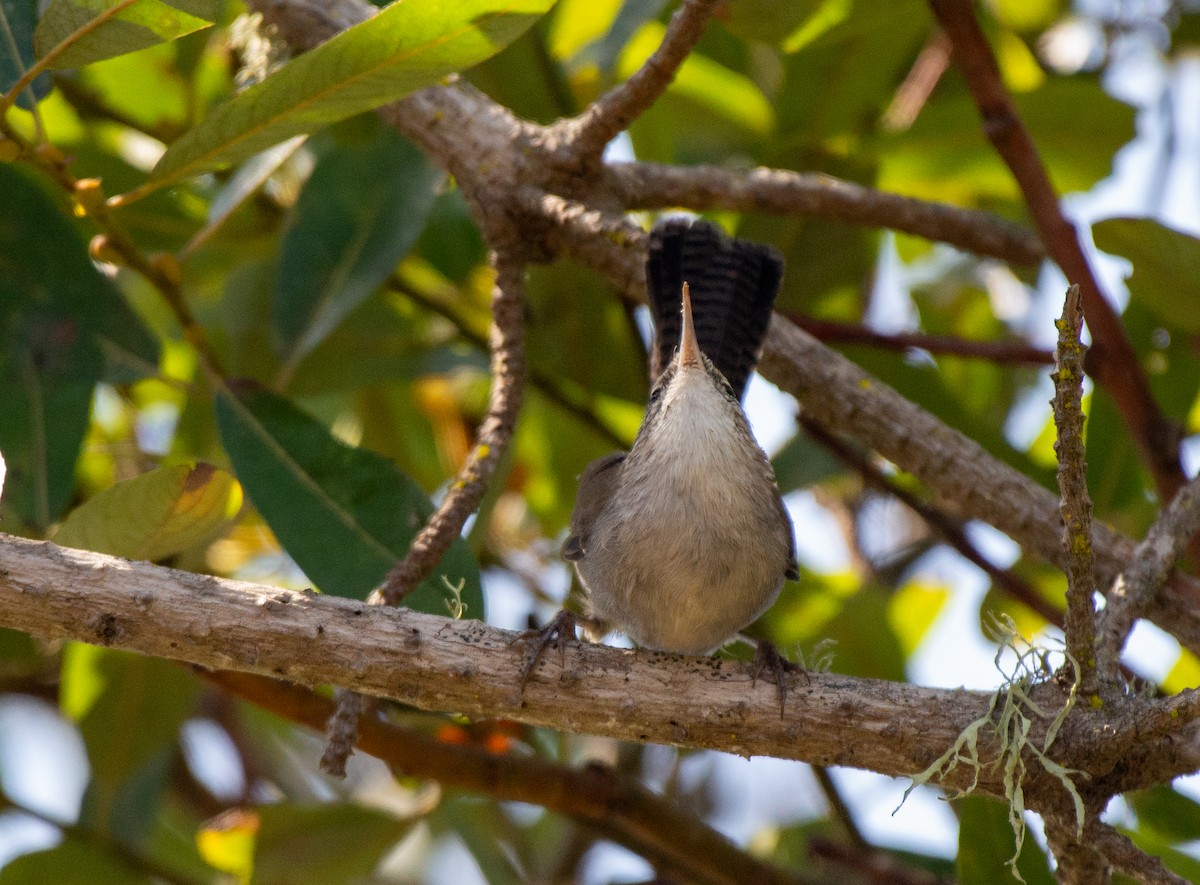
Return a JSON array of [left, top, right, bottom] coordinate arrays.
[[648, 386, 663, 403]]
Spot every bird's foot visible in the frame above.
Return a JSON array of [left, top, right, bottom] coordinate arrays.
[[750, 639, 808, 718], [511, 610, 582, 695]]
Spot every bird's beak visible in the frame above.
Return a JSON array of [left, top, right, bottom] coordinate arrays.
[[677, 282, 701, 369]]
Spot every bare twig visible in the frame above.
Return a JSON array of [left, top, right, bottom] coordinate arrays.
[[790, 315, 1053, 365], [605, 161, 1045, 266], [928, 0, 1188, 526], [396, 273, 630, 449], [378, 254, 527, 604], [1052, 286, 1098, 693], [320, 252, 528, 776], [807, 839, 944, 885], [210, 671, 807, 885], [565, 0, 722, 160], [1097, 473, 1200, 686]]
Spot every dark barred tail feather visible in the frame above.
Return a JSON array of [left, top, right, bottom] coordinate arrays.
[[645, 218, 784, 401]]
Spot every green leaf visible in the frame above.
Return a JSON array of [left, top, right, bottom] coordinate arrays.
[[957, 795, 1054, 885], [1128, 785, 1200, 843], [54, 462, 242, 561], [1, 0, 53, 108], [60, 644, 199, 839], [0, 164, 159, 529], [1093, 217, 1200, 333], [33, 0, 217, 70], [253, 804, 412, 885], [0, 838, 154, 884], [152, 0, 556, 186], [214, 385, 484, 615], [275, 124, 442, 379]]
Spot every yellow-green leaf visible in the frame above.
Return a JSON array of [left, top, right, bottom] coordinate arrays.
[[54, 462, 241, 560], [33, 0, 218, 71]]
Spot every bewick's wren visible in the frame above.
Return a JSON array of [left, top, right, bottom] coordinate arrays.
[[561, 219, 798, 654]]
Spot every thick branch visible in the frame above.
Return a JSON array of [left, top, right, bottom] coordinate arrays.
[[1, 535, 1194, 797], [0, 534, 1021, 788], [607, 161, 1045, 265]]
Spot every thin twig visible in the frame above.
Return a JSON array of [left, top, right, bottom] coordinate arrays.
[[320, 252, 528, 776], [811, 766, 868, 850], [790, 315, 1053, 365], [928, 0, 1188, 527], [565, 0, 722, 160], [209, 670, 808, 885], [1052, 285, 1098, 694], [1097, 473, 1200, 686], [606, 161, 1045, 266], [378, 253, 527, 604]]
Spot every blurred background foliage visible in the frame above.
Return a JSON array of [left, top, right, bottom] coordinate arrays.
[[4, 0, 1200, 881]]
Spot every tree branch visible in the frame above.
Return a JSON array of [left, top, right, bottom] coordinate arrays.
[[791, 315, 1053, 365], [321, 252, 528, 775], [607, 161, 1045, 265], [1, 535, 1195, 799]]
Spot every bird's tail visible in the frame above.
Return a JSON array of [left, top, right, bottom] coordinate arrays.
[[645, 218, 784, 401]]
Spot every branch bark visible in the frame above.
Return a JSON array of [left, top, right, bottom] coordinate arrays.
[[2, 535, 1197, 802]]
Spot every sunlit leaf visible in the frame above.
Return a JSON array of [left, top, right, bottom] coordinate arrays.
[[152, 0, 556, 186], [275, 124, 442, 380], [1093, 217, 1200, 333], [0, 0, 53, 107], [197, 809, 258, 883], [888, 579, 949, 658], [0, 164, 159, 529], [54, 462, 242, 561], [33, 0, 218, 70], [214, 384, 484, 614]]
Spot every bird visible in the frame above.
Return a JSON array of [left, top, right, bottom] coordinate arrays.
[[559, 218, 798, 656]]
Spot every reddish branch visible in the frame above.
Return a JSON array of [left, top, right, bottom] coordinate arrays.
[[210, 671, 804, 885], [790, 315, 1054, 365], [928, 0, 1187, 515]]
